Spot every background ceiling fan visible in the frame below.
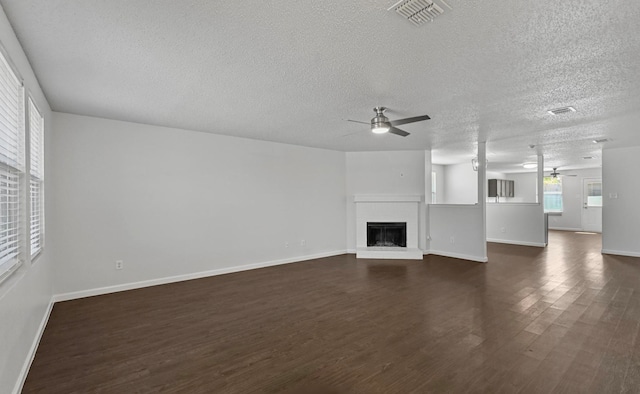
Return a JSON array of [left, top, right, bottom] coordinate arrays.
[[347, 106, 430, 137], [549, 167, 577, 178]]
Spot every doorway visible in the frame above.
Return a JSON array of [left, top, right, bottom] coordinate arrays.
[[582, 178, 602, 232]]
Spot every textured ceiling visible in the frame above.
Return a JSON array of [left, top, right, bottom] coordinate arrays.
[[2, 0, 640, 172]]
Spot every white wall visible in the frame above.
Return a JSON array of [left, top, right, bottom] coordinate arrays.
[[432, 164, 444, 204], [486, 204, 545, 246], [486, 171, 506, 180], [508, 172, 537, 203], [51, 113, 347, 296], [547, 167, 602, 231], [0, 6, 55, 393], [345, 151, 426, 251], [602, 147, 640, 257], [442, 162, 477, 204], [429, 205, 486, 261], [428, 143, 487, 262]]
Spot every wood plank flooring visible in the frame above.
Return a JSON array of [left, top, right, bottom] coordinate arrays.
[[23, 231, 640, 393]]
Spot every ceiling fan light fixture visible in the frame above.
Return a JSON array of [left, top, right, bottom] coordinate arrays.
[[371, 107, 390, 134], [347, 106, 429, 138], [372, 124, 390, 134]]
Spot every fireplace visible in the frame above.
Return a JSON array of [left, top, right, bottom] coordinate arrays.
[[367, 222, 407, 247], [354, 195, 422, 259]]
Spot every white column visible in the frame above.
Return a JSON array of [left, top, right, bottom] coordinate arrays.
[[478, 142, 487, 261]]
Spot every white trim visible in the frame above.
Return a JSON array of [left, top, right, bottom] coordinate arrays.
[[424, 250, 488, 263], [346, 248, 356, 254], [354, 195, 422, 203], [601, 249, 640, 258], [548, 227, 582, 232], [13, 297, 54, 394], [53, 250, 346, 302], [487, 238, 546, 247], [0, 259, 21, 285]]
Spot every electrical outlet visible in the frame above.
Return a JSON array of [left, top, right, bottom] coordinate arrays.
[[285, 242, 289, 248], [450, 236, 455, 244], [115, 260, 123, 270], [501, 227, 506, 233], [301, 239, 306, 246]]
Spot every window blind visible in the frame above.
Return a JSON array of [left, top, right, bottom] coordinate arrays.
[[0, 50, 23, 170], [29, 98, 44, 257], [0, 48, 23, 282]]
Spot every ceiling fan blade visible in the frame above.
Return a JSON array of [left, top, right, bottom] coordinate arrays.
[[346, 119, 369, 125], [389, 114, 430, 127], [388, 126, 410, 137]]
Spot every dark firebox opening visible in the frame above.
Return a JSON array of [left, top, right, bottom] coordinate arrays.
[[367, 222, 407, 247]]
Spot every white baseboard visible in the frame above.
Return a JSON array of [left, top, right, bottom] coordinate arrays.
[[601, 249, 640, 258], [53, 250, 347, 302], [548, 227, 582, 232], [346, 248, 356, 254], [424, 250, 488, 263], [13, 297, 55, 394], [487, 238, 546, 247]]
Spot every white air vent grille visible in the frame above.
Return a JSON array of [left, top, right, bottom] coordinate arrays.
[[389, 0, 450, 26], [547, 106, 576, 115]]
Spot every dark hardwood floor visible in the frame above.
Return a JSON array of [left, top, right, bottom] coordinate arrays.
[[24, 231, 640, 393]]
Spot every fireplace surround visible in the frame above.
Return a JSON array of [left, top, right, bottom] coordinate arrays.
[[354, 195, 423, 259]]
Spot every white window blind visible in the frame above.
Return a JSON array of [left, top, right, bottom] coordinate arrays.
[[29, 98, 43, 257], [0, 48, 23, 282]]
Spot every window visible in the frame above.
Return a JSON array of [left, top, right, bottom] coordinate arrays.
[[29, 98, 44, 257], [543, 176, 562, 212], [586, 181, 602, 207], [0, 48, 24, 282]]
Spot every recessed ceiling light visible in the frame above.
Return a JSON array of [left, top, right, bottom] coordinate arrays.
[[522, 163, 537, 169], [547, 106, 576, 115], [593, 138, 608, 143]]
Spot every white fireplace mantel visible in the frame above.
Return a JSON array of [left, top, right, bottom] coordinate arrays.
[[354, 195, 423, 260]]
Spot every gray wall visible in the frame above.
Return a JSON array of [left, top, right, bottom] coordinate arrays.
[[0, 7, 55, 393], [51, 113, 347, 296]]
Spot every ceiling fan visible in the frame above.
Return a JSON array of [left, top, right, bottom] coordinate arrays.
[[347, 106, 430, 137], [549, 167, 577, 178]]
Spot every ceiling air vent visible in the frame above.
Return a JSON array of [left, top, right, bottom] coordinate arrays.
[[547, 106, 576, 115], [389, 0, 451, 26]]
